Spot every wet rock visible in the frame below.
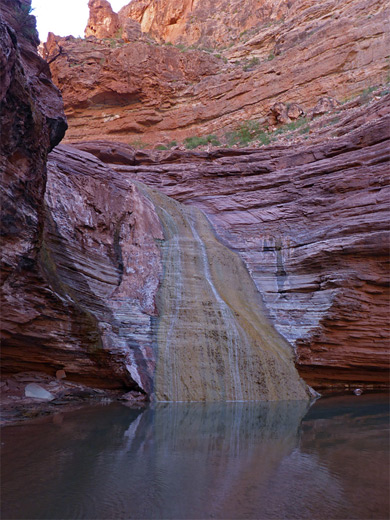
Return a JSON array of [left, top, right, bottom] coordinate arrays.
[[77, 96, 390, 392], [121, 390, 148, 402]]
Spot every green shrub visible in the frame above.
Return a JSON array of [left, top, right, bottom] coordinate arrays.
[[257, 132, 271, 145], [184, 135, 220, 149], [157, 140, 177, 150], [175, 43, 187, 51], [224, 116, 311, 148], [129, 139, 147, 149], [114, 27, 123, 39], [225, 120, 262, 146], [286, 117, 308, 131], [268, 53, 275, 61], [243, 57, 260, 71]]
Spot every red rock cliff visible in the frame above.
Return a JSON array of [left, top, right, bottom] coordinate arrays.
[[119, 0, 289, 47], [45, 0, 389, 146], [85, 0, 120, 39]]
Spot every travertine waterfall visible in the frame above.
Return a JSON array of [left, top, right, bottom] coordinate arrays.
[[139, 184, 309, 401]]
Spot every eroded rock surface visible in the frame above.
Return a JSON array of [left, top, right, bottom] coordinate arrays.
[[1, 0, 67, 380], [1, 0, 388, 409], [119, 0, 289, 48]]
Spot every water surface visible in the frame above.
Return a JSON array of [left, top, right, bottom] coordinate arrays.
[[1, 394, 389, 519]]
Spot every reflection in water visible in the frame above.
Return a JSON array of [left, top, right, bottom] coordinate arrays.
[[1, 395, 389, 519]]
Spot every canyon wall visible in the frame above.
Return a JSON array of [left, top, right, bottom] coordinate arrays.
[[75, 94, 390, 390], [1, 0, 388, 403], [1, 0, 157, 392], [1, 0, 309, 401], [0, 0, 70, 380], [44, 0, 389, 145]]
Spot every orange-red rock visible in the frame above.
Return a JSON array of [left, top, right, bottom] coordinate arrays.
[[85, 0, 120, 39], [45, 0, 389, 146], [1, 0, 389, 402], [119, 0, 289, 48]]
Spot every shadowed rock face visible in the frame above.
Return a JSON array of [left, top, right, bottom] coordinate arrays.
[[0, 0, 67, 377], [75, 96, 390, 391], [0, 1, 156, 392], [44, 0, 389, 144]]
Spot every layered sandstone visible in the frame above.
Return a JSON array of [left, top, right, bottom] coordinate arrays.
[[1, 0, 389, 408], [75, 95, 390, 390], [44, 0, 389, 144], [43, 143, 308, 401]]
